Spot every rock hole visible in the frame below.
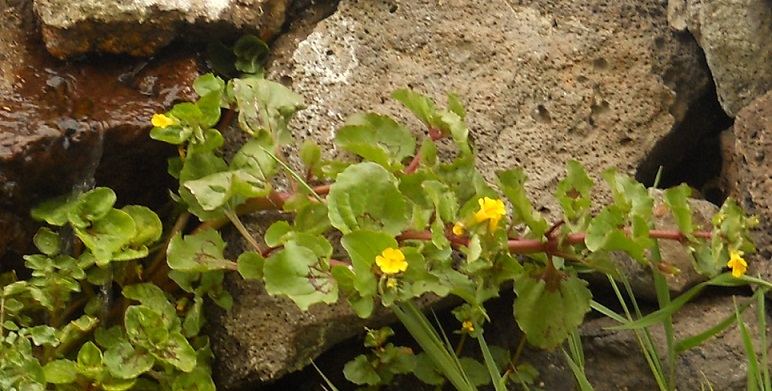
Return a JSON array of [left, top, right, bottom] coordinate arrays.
[[635, 81, 733, 204], [388, 3, 398, 13], [532, 104, 552, 124], [592, 57, 609, 70]]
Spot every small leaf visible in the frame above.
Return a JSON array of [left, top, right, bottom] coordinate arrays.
[[154, 332, 197, 372], [68, 187, 118, 228], [237, 251, 264, 280], [29, 325, 58, 346], [327, 162, 408, 235], [77, 341, 104, 377], [264, 221, 292, 247], [31, 193, 73, 226], [556, 160, 595, 230], [497, 169, 549, 237], [263, 241, 338, 310], [167, 229, 232, 272], [231, 78, 305, 144], [183, 169, 269, 212], [173, 367, 217, 391], [43, 359, 77, 384], [74, 208, 137, 263], [343, 355, 381, 386], [341, 230, 397, 299], [392, 89, 436, 127], [33, 227, 60, 256], [299, 139, 322, 170], [193, 73, 225, 99], [335, 113, 416, 170], [662, 184, 694, 239], [104, 341, 155, 379]]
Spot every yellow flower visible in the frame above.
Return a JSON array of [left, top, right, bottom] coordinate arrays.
[[452, 222, 465, 236], [151, 113, 177, 128], [473, 197, 506, 230], [375, 247, 408, 275], [462, 320, 475, 333], [727, 248, 747, 278]]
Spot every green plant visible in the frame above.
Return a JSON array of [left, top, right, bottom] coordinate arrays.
[[0, 34, 764, 390]]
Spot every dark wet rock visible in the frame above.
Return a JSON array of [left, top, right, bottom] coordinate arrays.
[[668, 0, 772, 116], [33, 0, 294, 59], [721, 90, 772, 282], [0, 0, 200, 268]]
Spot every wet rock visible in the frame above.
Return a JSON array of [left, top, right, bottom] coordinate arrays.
[[33, 0, 293, 59], [212, 0, 715, 388], [0, 0, 200, 267], [668, 0, 772, 116], [721, 90, 772, 282]]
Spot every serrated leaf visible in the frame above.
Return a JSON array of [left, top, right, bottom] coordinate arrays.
[[263, 241, 338, 310], [514, 268, 592, 349], [497, 169, 549, 237], [335, 113, 416, 170], [327, 162, 408, 235], [586, 209, 647, 262], [438, 109, 472, 156], [392, 89, 437, 126], [237, 251, 264, 280], [556, 160, 594, 229], [104, 341, 155, 379], [167, 229, 232, 273]]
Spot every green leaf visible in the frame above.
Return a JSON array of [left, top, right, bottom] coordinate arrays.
[[264, 221, 292, 247], [182, 296, 205, 337], [294, 202, 331, 235], [197, 91, 222, 129], [662, 184, 694, 239], [30, 193, 72, 226], [125, 306, 169, 348], [167, 229, 232, 272], [497, 169, 549, 237], [343, 355, 381, 386], [327, 162, 408, 235], [29, 325, 58, 346], [556, 160, 595, 230], [335, 113, 416, 170], [74, 208, 137, 263], [76, 341, 104, 378], [237, 251, 264, 280], [154, 332, 197, 372], [103, 341, 155, 379], [459, 357, 491, 386], [299, 139, 322, 170], [173, 367, 217, 391], [514, 268, 592, 349], [68, 187, 118, 228], [179, 152, 229, 221], [439, 109, 472, 156], [150, 123, 193, 145], [233, 34, 270, 74], [422, 180, 458, 223], [341, 230, 397, 298], [331, 265, 374, 318], [121, 284, 177, 328], [263, 241, 338, 310], [230, 133, 277, 178], [33, 227, 60, 256], [43, 359, 77, 384], [231, 78, 305, 144], [586, 208, 647, 262], [183, 169, 269, 212], [193, 73, 225, 99], [122, 205, 163, 245], [392, 89, 437, 127]]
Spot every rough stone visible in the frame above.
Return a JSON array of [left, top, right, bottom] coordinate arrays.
[[33, 0, 293, 59], [721, 90, 772, 283], [668, 0, 772, 116], [0, 0, 199, 268], [212, 0, 715, 388]]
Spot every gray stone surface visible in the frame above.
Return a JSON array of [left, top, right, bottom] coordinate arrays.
[[668, 0, 772, 116], [33, 0, 293, 59]]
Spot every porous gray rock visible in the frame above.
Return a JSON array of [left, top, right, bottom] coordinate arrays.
[[668, 0, 772, 116], [33, 0, 293, 59], [211, 0, 717, 388]]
